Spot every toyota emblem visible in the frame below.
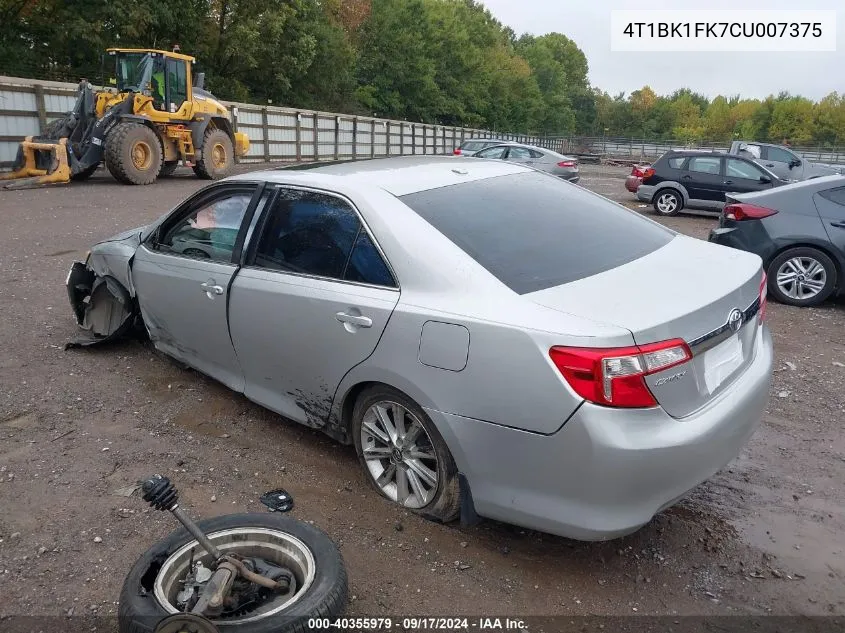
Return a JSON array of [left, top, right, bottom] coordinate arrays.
[[728, 308, 743, 332]]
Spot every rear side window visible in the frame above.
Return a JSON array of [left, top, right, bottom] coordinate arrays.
[[667, 157, 686, 169], [252, 189, 395, 286], [819, 187, 845, 206], [461, 141, 486, 152], [400, 172, 672, 294], [687, 157, 722, 175]]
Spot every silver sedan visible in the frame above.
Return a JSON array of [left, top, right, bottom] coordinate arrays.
[[469, 142, 580, 182], [67, 156, 773, 541]]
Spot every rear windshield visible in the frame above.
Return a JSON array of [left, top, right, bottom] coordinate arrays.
[[400, 172, 673, 294]]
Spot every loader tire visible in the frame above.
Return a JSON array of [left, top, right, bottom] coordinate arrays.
[[105, 122, 162, 185], [193, 128, 234, 180], [41, 117, 68, 140], [158, 161, 179, 178]]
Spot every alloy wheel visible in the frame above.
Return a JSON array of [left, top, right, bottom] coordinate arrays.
[[656, 193, 678, 213], [360, 401, 439, 509], [776, 256, 827, 300]]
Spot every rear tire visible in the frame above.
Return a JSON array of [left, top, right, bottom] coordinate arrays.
[[105, 122, 162, 185], [653, 189, 682, 216], [767, 247, 836, 307], [193, 128, 235, 180], [352, 385, 460, 523]]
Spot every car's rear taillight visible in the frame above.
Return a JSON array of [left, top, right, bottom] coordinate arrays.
[[453, 148, 462, 155], [759, 271, 767, 323], [558, 160, 577, 168], [642, 167, 655, 179], [723, 203, 778, 221], [549, 339, 692, 408]]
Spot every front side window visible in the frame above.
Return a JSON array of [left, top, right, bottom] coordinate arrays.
[[253, 189, 394, 286], [687, 157, 722, 175], [476, 146, 507, 159], [726, 159, 766, 180], [159, 191, 253, 262], [767, 146, 798, 164]]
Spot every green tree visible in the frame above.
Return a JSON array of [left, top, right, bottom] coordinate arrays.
[[768, 96, 815, 144]]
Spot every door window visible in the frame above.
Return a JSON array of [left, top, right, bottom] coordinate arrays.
[[158, 191, 253, 262], [475, 146, 507, 159], [726, 159, 766, 180], [767, 146, 798, 164], [506, 147, 532, 159], [253, 189, 395, 286], [687, 157, 722, 175], [165, 58, 188, 113]]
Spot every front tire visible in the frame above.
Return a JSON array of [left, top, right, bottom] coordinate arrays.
[[653, 189, 682, 216], [193, 128, 235, 180], [767, 247, 836, 307], [119, 513, 347, 633], [352, 385, 460, 523], [105, 122, 163, 185]]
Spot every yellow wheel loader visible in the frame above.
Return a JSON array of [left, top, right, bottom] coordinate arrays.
[[1, 48, 250, 189]]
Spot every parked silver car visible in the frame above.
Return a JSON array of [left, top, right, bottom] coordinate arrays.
[[66, 156, 773, 540], [470, 142, 580, 182]]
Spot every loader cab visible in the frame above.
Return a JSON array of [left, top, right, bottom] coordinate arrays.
[[109, 49, 194, 115]]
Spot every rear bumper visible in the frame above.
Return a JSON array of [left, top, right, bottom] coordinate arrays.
[[636, 184, 655, 202], [429, 325, 773, 541], [624, 175, 642, 193], [708, 225, 778, 266]]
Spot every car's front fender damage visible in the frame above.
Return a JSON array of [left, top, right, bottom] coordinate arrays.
[[65, 260, 138, 349]]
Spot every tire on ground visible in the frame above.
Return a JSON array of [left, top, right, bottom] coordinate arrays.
[[351, 384, 461, 523], [652, 188, 682, 216], [105, 122, 163, 185], [767, 246, 837, 307], [193, 128, 235, 180], [118, 513, 348, 633], [159, 161, 179, 178]]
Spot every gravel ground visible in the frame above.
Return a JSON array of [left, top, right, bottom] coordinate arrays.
[[0, 162, 843, 622]]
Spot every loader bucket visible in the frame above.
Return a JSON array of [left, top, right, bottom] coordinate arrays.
[[1, 137, 72, 190]]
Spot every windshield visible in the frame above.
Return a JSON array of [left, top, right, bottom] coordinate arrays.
[[115, 53, 154, 92]]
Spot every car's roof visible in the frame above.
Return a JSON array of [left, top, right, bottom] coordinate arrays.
[[229, 155, 530, 196]]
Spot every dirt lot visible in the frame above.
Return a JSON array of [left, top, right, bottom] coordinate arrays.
[[0, 163, 843, 623]]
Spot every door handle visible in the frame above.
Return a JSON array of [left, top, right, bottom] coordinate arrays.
[[200, 281, 224, 296], [723, 180, 734, 185], [765, 163, 774, 167], [681, 174, 692, 179], [831, 221, 845, 229], [336, 312, 373, 328]]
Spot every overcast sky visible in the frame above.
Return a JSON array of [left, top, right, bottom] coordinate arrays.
[[481, 0, 844, 100]]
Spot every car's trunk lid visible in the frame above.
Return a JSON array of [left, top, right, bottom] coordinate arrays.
[[528, 235, 764, 417]]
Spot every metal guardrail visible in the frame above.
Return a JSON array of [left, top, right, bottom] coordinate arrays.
[[0, 75, 543, 168]]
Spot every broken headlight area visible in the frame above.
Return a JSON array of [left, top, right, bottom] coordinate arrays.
[[65, 261, 139, 348]]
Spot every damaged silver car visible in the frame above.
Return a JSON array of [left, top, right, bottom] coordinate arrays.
[[67, 156, 773, 541]]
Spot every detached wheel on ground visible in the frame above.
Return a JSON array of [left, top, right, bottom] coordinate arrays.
[[193, 128, 235, 180], [119, 513, 347, 633], [767, 247, 836, 307], [105, 122, 163, 185], [653, 189, 682, 216], [352, 385, 460, 523]]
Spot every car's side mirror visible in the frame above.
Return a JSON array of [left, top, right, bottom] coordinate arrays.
[[759, 176, 771, 183], [789, 159, 801, 168]]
